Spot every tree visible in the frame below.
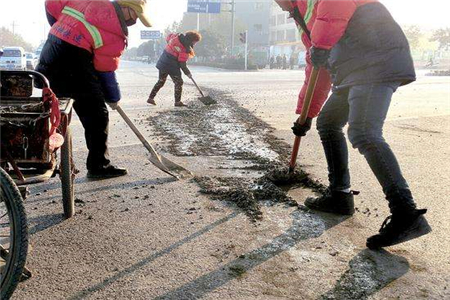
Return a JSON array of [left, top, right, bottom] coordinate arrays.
[[194, 30, 226, 58], [169, 12, 246, 55], [137, 41, 156, 57], [0, 27, 33, 51], [430, 27, 450, 50], [122, 47, 137, 59], [403, 25, 422, 50], [164, 21, 181, 37]]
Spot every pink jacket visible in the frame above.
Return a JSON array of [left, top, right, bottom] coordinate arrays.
[[277, 0, 377, 118], [164, 34, 192, 63], [46, 0, 127, 72]]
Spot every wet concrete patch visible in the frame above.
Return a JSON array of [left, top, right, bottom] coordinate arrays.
[[148, 90, 285, 162], [147, 90, 326, 220]]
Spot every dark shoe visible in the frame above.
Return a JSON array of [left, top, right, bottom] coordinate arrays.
[[174, 101, 187, 107], [87, 164, 128, 179], [304, 189, 358, 215], [147, 97, 156, 105], [367, 209, 431, 250]]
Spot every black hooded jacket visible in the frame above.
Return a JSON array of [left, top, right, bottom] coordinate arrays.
[[329, 2, 416, 89]]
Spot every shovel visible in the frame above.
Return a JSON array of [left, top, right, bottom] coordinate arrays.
[[289, 67, 320, 173], [115, 105, 193, 179], [189, 75, 217, 105]]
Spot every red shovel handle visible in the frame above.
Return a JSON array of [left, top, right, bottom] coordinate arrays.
[[289, 67, 320, 173], [289, 136, 302, 173]]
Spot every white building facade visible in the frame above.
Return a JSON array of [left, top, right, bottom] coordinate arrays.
[[269, 2, 306, 63]]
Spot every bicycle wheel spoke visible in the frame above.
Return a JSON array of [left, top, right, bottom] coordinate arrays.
[[0, 212, 7, 220]]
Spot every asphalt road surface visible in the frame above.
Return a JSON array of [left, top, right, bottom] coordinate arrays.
[[12, 62, 450, 299]]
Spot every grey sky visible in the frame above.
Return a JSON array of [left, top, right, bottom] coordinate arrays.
[[1, 0, 449, 48]]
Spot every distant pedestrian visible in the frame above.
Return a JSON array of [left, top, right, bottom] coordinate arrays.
[[276, 55, 282, 69], [147, 31, 201, 107], [425, 56, 434, 67], [289, 54, 296, 70], [276, 0, 431, 250], [282, 54, 287, 69], [270, 56, 275, 69]]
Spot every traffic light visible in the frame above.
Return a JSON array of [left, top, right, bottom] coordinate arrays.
[[239, 32, 247, 44]]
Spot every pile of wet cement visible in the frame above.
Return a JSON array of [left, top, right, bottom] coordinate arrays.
[[195, 166, 327, 221], [148, 90, 327, 220]]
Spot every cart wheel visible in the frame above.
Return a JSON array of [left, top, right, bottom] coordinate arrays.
[[61, 128, 75, 219], [0, 167, 28, 300]]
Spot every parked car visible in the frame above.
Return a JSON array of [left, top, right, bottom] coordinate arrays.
[[25, 52, 37, 70], [0, 47, 27, 71]]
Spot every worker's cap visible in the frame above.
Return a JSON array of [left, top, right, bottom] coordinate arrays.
[[274, 0, 295, 12], [117, 0, 152, 27]]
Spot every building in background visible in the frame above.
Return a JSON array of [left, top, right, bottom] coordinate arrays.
[[181, 1, 272, 67], [269, 2, 306, 67], [234, 1, 271, 67], [234, 1, 270, 47]]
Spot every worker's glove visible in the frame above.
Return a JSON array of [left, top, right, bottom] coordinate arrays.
[[310, 47, 330, 69], [106, 101, 120, 110], [292, 117, 312, 137], [186, 73, 192, 79]]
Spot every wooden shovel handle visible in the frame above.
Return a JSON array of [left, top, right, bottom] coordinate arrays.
[[115, 106, 162, 163], [289, 67, 320, 172], [189, 76, 206, 98]]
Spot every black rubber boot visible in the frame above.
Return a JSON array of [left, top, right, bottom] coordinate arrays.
[[304, 190, 358, 215], [87, 164, 128, 179], [366, 209, 432, 250]]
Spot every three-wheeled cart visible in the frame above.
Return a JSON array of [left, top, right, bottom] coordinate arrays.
[[0, 70, 76, 299]]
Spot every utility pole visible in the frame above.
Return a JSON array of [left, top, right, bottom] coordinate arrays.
[[244, 30, 248, 70], [240, 31, 248, 70], [11, 21, 18, 35], [197, 13, 200, 31], [230, 0, 235, 55]]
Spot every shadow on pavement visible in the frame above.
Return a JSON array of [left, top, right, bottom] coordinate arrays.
[[67, 211, 240, 300], [27, 213, 64, 236], [26, 177, 176, 203], [152, 210, 349, 300], [320, 249, 410, 300]]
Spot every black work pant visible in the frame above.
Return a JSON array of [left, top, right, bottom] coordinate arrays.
[[149, 71, 183, 102], [36, 35, 110, 170], [316, 82, 416, 214]]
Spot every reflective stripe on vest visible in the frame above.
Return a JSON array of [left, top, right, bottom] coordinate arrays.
[[304, 0, 318, 24], [295, 0, 317, 38], [62, 6, 103, 49]]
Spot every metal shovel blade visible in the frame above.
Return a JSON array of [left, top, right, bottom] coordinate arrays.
[[190, 76, 217, 105], [116, 106, 193, 180], [147, 152, 193, 179], [199, 96, 217, 105]]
